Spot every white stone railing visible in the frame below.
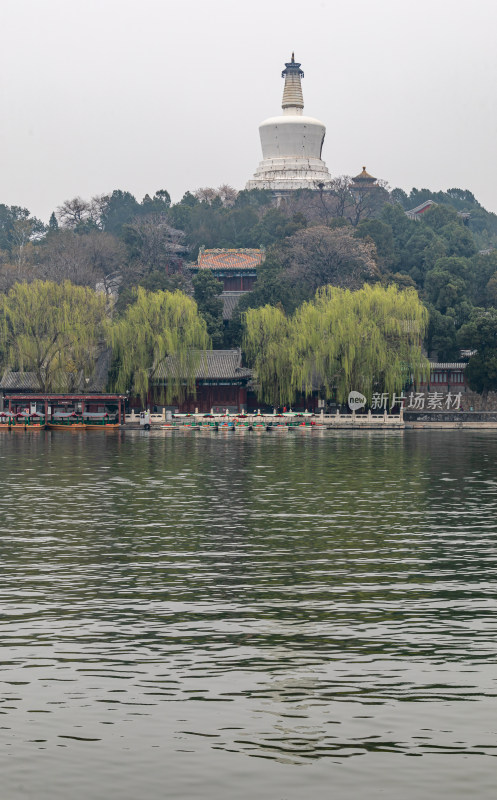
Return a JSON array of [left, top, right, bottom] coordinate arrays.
[[125, 408, 404, 426], [326, 409, 404, 425]]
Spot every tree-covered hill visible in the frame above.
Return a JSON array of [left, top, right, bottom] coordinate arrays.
[[2, 180, 497, 372]]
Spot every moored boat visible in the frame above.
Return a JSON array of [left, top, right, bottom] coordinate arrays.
[[266, 414, 289, 432], [199, 414, 219, 430], [14, 411, 46, 429], [83, 412, 120, 430], [172, 414, 201, 430], [217, 415, 235, 431], [0, 411, 15, 428], [235, 414, 252, 431], [251, 413, 266, 431], [46, 412, 85, 430]]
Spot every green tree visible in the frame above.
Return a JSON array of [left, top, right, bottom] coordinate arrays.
[[192, 270, 224, 348], [424, 257, 470, 314], [0, 204, 45, 262], [390, 188, 409, 208], [485, 272, 497, 307], [234, 188, 273, 209], [182, 202, 228, 253], [153, 189, 171, 207], [243, 284, 428, 406], [355, 219, 395, 270], [380, 203, 416, 270], [468, 251, 497, 306], [101, 190, 141, 236], [440, 222, 476, 258], [421, 203, 459, 231], [400, 227, 443, 283], [220, 206, 259, 247], [110, 288, 209, 401], [383, 272, 417, 291], [250, 208, 306, 247], [0, 280, 109, 392], [425, 307, 458, 361], [458, 310, 497, 395], [243, 304, 293, 406]]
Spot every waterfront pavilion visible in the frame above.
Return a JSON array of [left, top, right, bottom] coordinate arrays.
[[0, 370, 126, 422], [148, 349, 252, 414]]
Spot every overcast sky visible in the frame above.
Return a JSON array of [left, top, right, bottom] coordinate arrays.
[[1, 0, 496, 222]]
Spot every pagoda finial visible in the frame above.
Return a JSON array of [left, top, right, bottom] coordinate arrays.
[[281, 55, 304, 111]]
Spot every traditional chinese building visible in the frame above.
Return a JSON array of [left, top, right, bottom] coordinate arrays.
[[405, 200, 470, 225], [0, 371, 126, 418], [415, 361, 467, 393], [398, 361, 468, 412], [246, 54, 332, 192], [150, 349, 253, 414], [350, 166, 379, 196], [405, 200, 437, 220], [366, 361, 468, 413], [191, 247, 265, 320], [0, 367, 126, 419]]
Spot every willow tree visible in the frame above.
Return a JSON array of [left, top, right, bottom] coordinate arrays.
[[243, 304, 294, 406], [0, 280, 109, 391], [293, 284, 428, 403], [110, 287, 209, 402], [243, 284, 428, 406]]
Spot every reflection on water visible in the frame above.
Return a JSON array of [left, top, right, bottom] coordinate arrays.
[[1, 430, 497, 799]]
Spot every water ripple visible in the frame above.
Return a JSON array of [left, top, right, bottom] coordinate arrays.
[[1, 430, 497, 798]]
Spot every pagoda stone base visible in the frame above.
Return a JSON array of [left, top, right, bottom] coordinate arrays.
[[246, 156, 332, 191]]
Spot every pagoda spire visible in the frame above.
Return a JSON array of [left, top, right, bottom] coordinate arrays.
[[281, 53, 304, 112]]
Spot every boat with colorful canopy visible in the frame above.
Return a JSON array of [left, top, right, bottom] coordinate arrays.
[[198, 414, 219, 430], [46, 411, 85, 430], [13, 411, 46, 429], [171, 414, 201, 431], [266, 414, 289, 432], [82, 412, 120, 430], [217, 413, 235, 431], [234, 414, 252, 431]]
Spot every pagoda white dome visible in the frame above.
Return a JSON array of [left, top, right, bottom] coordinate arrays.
[[246, 55, 332, 192]]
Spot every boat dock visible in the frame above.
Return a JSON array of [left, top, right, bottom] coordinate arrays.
[[124, 409, 405, 430]]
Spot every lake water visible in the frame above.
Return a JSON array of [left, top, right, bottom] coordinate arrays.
[[1, 429, 496, 799]]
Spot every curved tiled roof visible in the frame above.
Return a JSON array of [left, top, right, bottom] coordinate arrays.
[[406, 200, 436, 217], [0, 350, 112, 392], [221, 292, 246, 320], [197, 248, 264, 271], [0, 370, 41, 390], [154, 349, 252, 381], [353, 166, 376, 181]]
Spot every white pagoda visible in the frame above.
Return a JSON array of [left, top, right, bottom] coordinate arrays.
[[246, 54, 332, 192]]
